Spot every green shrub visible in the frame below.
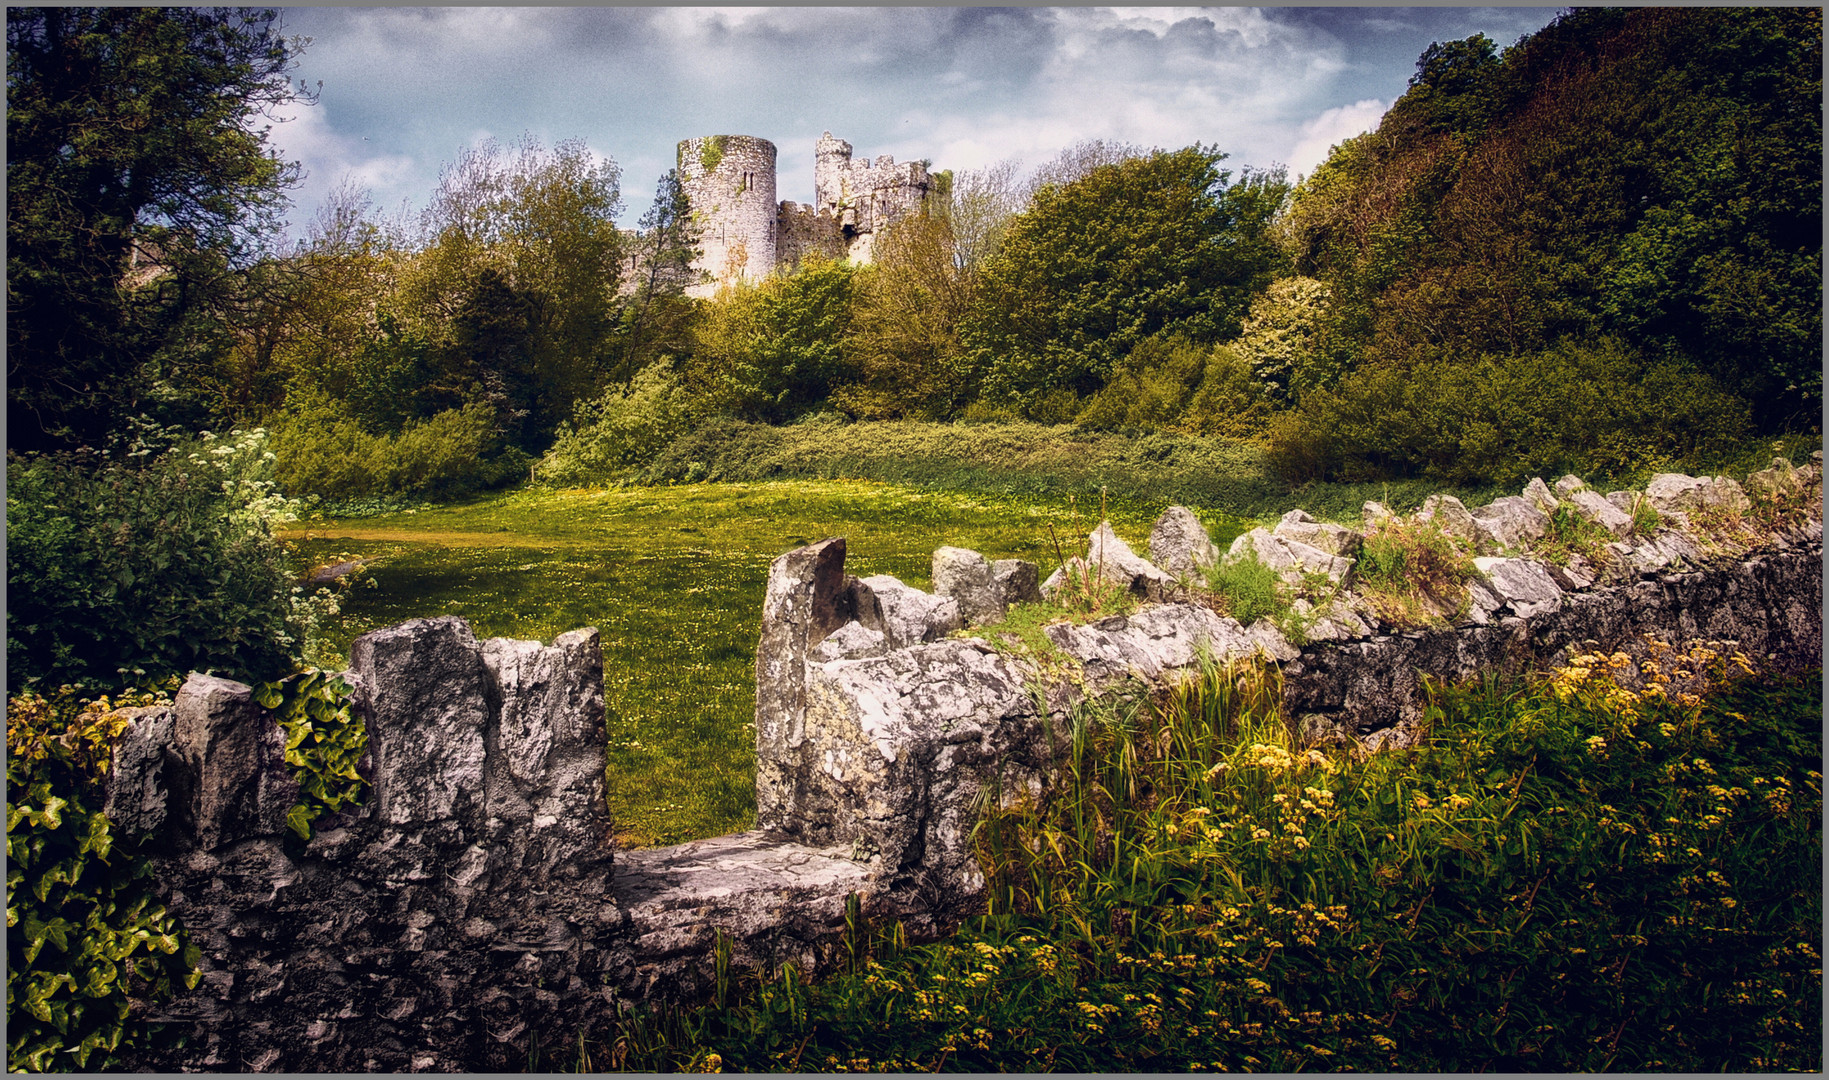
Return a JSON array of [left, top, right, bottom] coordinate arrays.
[[7, 436, 308, 693], [270, 389, 507, 501], [1206, 545, 1285, 625], [1269, 340, 1754, 485], [537, 364, 694, 486]]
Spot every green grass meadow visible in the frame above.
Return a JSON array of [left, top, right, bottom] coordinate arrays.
[[289, 480, 1249, 846]]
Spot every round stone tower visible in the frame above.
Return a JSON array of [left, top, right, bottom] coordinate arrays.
[[677, 135, 778, 297]]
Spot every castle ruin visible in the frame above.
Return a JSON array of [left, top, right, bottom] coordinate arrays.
[[678, 132, 930, 297]]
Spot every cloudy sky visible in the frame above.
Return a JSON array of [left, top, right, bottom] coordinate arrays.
[[268, 6, 1562, 238]]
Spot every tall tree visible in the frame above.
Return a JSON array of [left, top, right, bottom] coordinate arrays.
[[961, 147, 1289, 415], [614, 168, 701, 382], [7, 7, 311, 450]]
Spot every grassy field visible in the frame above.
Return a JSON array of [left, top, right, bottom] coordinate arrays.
[[287, 480, 1250, 847]]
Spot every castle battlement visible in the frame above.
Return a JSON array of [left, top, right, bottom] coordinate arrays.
[[678, 130, 930, 294]]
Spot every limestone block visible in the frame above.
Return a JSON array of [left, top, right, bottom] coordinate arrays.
[[1522, 477, 1559, 515], [1293, 598, 1374, 643], [1148, 506, 1221, 577], [812, 620, 889, 663], [991, 559, 1043, 609], [1644, 473, 1752, 517], [1415, 494, 1483, 548], [778, 639, 1044, 903], [1228, 528, 1355, 588], [1746, 457, 1804, 500], [1273, 509, 1361, 558], [479, 628, 609, 879], [350, 616, 492, 828], [103, 706, 179, 840], [1363, 501, 1395, 530], [856, 574, 962, 649], [1469, 496, 1550, 550], [932, 546, 1003, 625], [1472, 557, 1564, 619], [1565, 488, 1634, 538], [170, 674, 298, 850], [755, 538, 857, 759], [1088, 520, 1175, 600], [1545, 554, 1599, 591], [1553, 474, 1587, 499]]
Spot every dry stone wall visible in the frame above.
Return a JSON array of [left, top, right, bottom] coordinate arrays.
[[108, 462, 1821, 1071]]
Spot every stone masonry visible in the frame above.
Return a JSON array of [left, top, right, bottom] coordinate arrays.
[[109, 463, 1821, 1070], [679, 131, 930, 292]]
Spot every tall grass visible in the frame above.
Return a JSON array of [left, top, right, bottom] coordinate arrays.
[[594, 647, 1822, 1072]]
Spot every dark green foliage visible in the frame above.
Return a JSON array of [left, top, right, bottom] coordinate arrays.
[[1285, 6, 1821, 460], [6, 689, 200, 1072], [593, 658, 1821, 1072], [253, 671, 367, 840], [1270, 339, 1750, 485], [6, 7, 307, 452], [6, 449, 304, 693], [961, 148, 1288, 415]]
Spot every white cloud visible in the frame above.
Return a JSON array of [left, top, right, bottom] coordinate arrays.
[[1283, 99, 1389, 179], [266, 99, 418, 242]]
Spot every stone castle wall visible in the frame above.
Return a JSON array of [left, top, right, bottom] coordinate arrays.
[[108, 463, 1822, 1070], [675, 131, 928, 289], [677, 135, 778, 298], [812, 131, 930, 263]]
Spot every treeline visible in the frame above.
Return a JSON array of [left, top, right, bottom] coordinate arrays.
[[9, 7, 1821, 503]]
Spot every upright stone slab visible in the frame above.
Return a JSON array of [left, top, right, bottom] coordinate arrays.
[[755, 539, 860, 832], [350, 616, 491, 828], [170, 674, 298, 850], [992, 559, 1043, 608], [1149, 506, 1221, 576], [479, 627, 611, 881], [932, 546, 1004, 625]]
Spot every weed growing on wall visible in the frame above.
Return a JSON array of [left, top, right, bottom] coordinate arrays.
[[1354, 517, 1478, 627], [253, 671, 367, 840], [596, 647, 1820, 1071], [1204, 546, 1285, 625], [1532, 503, 1616, 567]]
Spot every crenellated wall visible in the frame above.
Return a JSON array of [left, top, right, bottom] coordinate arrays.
[[108, 463, 1822, 1070]]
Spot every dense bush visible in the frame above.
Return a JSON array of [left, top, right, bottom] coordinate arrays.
[[961, 149, 1288, 415], [268, 389, 521, 502], [7, 431, 308, 692], [686, 257, 858, 423], [536, 364, 694, 486], [1267, 340, 1751, 484]]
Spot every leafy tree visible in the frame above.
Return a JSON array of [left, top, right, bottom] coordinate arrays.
[[938, 158, 1025, 272], [688, 258, 858, 422], [1231, 277, 1334, 406], [834, 213, 976, 419], [961, 147, 1289, 415], [7, 7, 311, 451], [1282, 7, 1821, 440], [403, 135, 625, 447], [614, 169, 702, 382]]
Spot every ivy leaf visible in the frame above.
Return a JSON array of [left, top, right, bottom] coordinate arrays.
[[285, 803, 315, 841]]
